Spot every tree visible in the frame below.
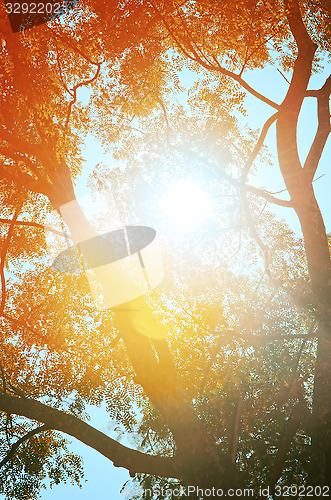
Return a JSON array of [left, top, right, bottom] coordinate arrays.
[[0, 0, 330, 498]]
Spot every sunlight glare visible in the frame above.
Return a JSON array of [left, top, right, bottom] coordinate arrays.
[[160, 180, 212, 229]]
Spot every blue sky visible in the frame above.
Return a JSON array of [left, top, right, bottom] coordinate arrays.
[[41, 438, 130, 500]]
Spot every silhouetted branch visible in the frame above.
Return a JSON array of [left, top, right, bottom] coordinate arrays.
[[0, 394, 178, 479], [64, 62, 102, 134], [230, 395, 244, 464], [285, 0, 316, 50], [242, 194, 271, 277], [54, 38, 74, 97], [0, 204, 22, 316], [0, 425, 48, 469], [0, 361, 7, 394], [266, 399, 310, 489]]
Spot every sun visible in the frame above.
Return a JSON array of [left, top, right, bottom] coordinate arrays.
[[160, 180, 212, 229]]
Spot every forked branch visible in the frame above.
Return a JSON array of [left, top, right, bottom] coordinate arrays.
[[245, 185, 293, 207], [0, 425, 48, 469], [152, 2, 280, 110], [304, 74, 331, 181]]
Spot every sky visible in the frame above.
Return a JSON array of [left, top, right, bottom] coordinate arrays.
[[2, 18, 331, 500], [41, 438, 130, 500]]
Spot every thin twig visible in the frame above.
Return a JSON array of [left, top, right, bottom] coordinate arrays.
[[0, 204, 22, 316], [277, 68, 290, 84], [5, 414, 12, 446], [245, 184, 293, 207], [242, 112, 278, 181], [54, 38, 74, 96], [155, 97, 171, 145], [0, 218, 70, 238]]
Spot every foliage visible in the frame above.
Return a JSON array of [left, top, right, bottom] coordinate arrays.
[[0, 0, 331, 498]]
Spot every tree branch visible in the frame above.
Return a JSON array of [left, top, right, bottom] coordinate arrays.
[[54, 38, 74, 97], [230, 396, 244, 464], [114, 308, 236, 487], [205, 155, 293, 208], [304, 74, 331, 181], [0, 394, 178, 479], [276, 0, 318, 193], [154, 3, 280, 110], [242, 112, 279, 181], [0, 204, 22, 316], [117, 318, 214, 453], [155, 97, 171, 145], [63, 62, 101, 134], [0, 424, 48, 469], [245, 184, 293, 207], [213, 58, 280, 110], [266, 398, 310, 489], [46, 26, 101, 67], [285, 0, 316, 50], [0, 218, 69, 238]]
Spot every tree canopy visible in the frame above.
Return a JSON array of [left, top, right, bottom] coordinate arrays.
[[0, 0, 331, 498]]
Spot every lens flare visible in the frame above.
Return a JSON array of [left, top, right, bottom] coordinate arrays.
[[160, 180, 212, 229]]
